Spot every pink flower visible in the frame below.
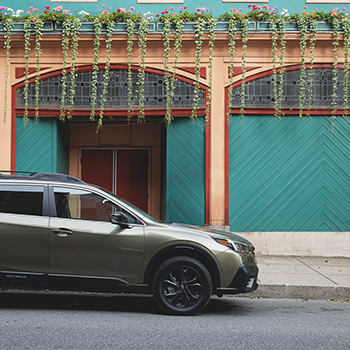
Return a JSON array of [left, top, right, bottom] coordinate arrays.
[[258, 13, 263, 17], [304, 6, 307, 9], [128, 9, 132, 13], [313, 7, 317, 10], [197, 11, 201, 15], [103, 10, 109, 15], [170, 7, 174, 10], [109, 7, 111, 10], [196, 7, 200, 11], [331, 12, 336, 16], [26, 10, 31, 14], [312, 14, 316, 17], [32, 17, 36, 22], [63, 10, 69, 14], [102, 4, 106, 7], [257, 6, 261, 10]]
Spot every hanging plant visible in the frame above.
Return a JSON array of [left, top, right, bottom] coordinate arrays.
[[34, 18, 44, 122], [227, 17, 238, 122], [343, 17, 350, 120], [331, 16, 339, 125], [191, 17, 205, 120], [126, 18, 135, 118], [98, 20, 114, 129], [276, 16, 287, 120], [205, 17, 216, 125], [307, 18, 318, 116], [169, 19, 184, 123], [90, 17, 102, 120], [67, 17, 81, 118], [240, 17, 249, 121], [163, 18, 172, 125], [23, 18, 32, 126], [297, 15, 307, 120], [269, 17, 279, 119], [3, 16, 14, 123], [59, 18, 71, 121], [137, 18, 149, 121]]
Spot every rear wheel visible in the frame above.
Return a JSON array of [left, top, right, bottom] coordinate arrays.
[[153, 256, 212, 315]]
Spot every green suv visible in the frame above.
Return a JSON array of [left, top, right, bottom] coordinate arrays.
[[0, 172, 258, 315]]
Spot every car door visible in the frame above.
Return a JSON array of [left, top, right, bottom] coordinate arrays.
[[0, 184, 49, 285], [48, 186, 145, 285]]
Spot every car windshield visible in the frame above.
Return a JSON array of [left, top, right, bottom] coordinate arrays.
[[92, 185, 159, 223]]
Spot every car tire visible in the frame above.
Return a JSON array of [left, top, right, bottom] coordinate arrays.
[[153, 256, 212, 315]]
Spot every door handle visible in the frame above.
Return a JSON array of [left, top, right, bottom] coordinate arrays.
[[52, 228, 73, 237]]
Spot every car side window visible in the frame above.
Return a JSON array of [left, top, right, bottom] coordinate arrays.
[[0, 185, 44, 216], [53, 187, 137, 223]]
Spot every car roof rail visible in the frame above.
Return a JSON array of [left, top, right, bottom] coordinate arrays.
[[0, 171, 86, 184]]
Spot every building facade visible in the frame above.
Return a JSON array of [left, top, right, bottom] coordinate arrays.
[[1, 0, 350, 256]]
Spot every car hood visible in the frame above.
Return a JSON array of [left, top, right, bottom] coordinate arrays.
[[167, 223, 253, 246]]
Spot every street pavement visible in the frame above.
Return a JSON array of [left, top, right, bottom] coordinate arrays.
[[243, 255, 350, 301]]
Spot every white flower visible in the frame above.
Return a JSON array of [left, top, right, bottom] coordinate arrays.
[[79, 10, 90, 15], [143, 11, 153, 20]]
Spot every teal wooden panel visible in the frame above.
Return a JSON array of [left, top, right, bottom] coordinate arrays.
[[166, 118, 205, 225], [229, 116, 350, 232], [16, 117, 56, 173]]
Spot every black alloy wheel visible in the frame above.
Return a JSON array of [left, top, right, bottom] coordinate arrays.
[[153, 256, 212, 315]]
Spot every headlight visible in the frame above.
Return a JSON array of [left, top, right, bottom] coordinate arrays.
[[213, 237, 253, 254]]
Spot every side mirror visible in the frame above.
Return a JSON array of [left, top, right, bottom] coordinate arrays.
[[110, 212, 130, 228]]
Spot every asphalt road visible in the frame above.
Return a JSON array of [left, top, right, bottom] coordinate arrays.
[[0, 292, 349, 350]]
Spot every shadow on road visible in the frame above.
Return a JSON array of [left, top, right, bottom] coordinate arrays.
[[0, 290, 249, 315]]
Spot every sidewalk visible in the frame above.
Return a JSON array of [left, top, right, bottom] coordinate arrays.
[[245, 255, 350, 300]]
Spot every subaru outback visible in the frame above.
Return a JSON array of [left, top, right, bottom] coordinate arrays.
[[0, 171, 258, 315]]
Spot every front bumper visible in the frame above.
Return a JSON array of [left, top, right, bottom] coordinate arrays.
[[215, 263, 259, 295]]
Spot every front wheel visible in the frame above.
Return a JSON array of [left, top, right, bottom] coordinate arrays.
[[153, 256, 212, 315]]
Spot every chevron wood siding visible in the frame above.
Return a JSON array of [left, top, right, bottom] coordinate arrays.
[[166, 118, 205, 225], [229, 115, 350, 232]]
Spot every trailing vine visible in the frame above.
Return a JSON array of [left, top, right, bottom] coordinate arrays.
[[163, 18, 172, 125], [240, 17, 249, 120], [98, 20, 114, 130], [67, 17, 81, 118], [34, 18, 44, 122], [59, 18, 71, 121], [269, 17, 279, 119], [307, 18, 318, 117], [297, 15, 307, 120], [3, 17, 14, 123], [191, 17, 205, 120], [126, 18, 135, 119], [227, 17, 237, 122], [205, 17, 216, 125], [137, 18, 149, 121], [276, 17, 286, 120], [90, 17, 102, 120], [23, 18, 31, 126], [169, 19, 184, 124], [331, 16, 339, 125], [343, 17, 350, 121]]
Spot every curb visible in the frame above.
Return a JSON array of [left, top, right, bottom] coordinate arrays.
[[237, 284, 350, 300]]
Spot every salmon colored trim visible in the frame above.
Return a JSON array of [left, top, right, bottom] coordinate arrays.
[[12, 64, 210, 225], [11, 85, 17, 171], [224, 87, 230, 226], [204, 89, 210, 227], [178, 67, 207, 79]]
